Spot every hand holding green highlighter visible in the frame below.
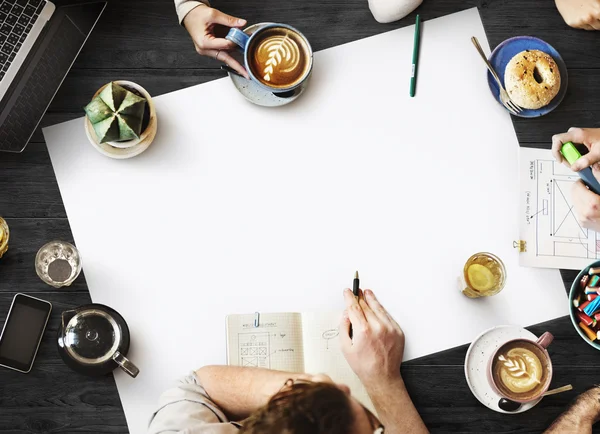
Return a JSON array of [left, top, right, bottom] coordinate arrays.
[[560, 142, 600, 195]]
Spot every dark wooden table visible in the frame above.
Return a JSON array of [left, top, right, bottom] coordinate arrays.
[[1, 0, 599, 432]]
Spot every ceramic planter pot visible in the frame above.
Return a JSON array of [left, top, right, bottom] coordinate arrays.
[[84, 80, 157, 159]]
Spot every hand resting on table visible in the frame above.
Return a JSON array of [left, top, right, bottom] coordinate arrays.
[[555, 0, 600, 30]]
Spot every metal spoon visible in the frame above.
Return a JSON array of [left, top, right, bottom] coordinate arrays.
[[498, 385, 573, 412]]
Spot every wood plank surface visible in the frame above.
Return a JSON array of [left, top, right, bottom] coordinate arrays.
[[0, 292, 126, 433], [1, 0, 599, 432], [403, 365, 597, 433], [0, 219, 87, 291]]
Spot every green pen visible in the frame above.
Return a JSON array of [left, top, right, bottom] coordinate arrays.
[[410, 14, 421, 98]]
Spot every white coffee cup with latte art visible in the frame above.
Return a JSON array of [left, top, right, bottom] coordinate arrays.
[[226, 23, 313, 93], [488, 332, 554, 403]]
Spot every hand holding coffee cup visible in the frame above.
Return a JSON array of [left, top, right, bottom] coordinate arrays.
[[182, 4, 249, 78], [488, 332, 554, 403], [226, 24, 313, 94]]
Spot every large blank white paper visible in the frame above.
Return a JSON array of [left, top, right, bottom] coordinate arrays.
[[43, 9, 568, 433]]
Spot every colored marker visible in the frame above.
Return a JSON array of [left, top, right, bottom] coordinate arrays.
[[410, 14, 421, 98], [560, 142, 600, 195]]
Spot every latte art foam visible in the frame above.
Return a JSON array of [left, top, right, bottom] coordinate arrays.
[[497, 348, 543, 393], [259, 35, 300, 82], [249, 27, 310, 89]]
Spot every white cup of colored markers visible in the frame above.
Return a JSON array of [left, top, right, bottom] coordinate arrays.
[[572, 266, 600, 344]]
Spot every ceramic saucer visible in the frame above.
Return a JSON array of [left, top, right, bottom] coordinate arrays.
[[487, 36, 568, 118], [85, 125, 153, 159], [226, 23, 308, 107], [464, 325, 542, 414]]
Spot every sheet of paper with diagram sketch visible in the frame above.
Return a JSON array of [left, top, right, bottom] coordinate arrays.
[[519, 147, 600, 269], [226, 312, 375, 413]]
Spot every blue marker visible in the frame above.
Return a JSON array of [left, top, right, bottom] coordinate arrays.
[[560, 142, 600, 195]]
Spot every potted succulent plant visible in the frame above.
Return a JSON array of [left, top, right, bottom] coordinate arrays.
[[84, 81, 157, 159]]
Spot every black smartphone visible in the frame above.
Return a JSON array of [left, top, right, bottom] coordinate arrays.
[[0, 293, 52, 373]]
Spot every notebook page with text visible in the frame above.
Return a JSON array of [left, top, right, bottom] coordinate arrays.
[[226, 313, 305, 373], [300, 311, 375, 413]]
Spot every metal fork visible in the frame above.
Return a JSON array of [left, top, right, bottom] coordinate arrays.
[[471, 36, 523, 116]]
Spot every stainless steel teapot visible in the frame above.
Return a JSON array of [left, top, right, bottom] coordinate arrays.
[[57, 304, 139, 378]]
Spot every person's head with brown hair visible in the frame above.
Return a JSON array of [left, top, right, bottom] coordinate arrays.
[[241, 374, 384, 434]]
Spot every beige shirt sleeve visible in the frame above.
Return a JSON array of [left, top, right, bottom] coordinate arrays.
[[174, 0, 210, 24], [148, 372, 241, 434]]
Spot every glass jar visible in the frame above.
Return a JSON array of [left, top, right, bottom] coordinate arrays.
[[460, 252, 507, 298], [0, 217, 9, 258], [35, 241, 82, 288]]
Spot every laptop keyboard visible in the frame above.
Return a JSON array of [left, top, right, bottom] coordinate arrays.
[[0, 0, 46, 81]]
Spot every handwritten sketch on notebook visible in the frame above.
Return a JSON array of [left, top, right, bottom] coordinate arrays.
[[226, 312, 375, 413], [239, 332, 271, 368], [519, 147, 599, 269], [322, 328, 339, 350]]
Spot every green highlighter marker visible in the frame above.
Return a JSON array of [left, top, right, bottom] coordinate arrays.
[[560, 141, 600, 195]]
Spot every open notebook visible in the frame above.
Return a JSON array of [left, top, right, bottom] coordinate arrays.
[[226, 312, 375, 413]]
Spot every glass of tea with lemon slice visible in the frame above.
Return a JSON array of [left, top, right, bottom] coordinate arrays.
[[0, 217, 9, 258], [461, 252, 506, 298]]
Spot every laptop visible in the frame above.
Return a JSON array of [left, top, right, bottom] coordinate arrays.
[[0, 0, 106, 153]]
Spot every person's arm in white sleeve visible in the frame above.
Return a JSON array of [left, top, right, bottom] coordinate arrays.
[[174, 0, 249, 77], [148, 372, 239, 433], [174, 0, 209, 24]]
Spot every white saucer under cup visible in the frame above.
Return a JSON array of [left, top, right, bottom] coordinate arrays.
[[464, 325, 543, 414]]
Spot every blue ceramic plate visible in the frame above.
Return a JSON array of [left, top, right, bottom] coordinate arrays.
[[487, 36, 568, 118], [569, 260, 600, 351]]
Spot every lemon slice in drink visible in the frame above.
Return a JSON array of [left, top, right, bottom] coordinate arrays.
[[467, 264, 494, 291]]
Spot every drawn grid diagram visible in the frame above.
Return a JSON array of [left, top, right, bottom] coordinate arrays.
[[239, 332, 270, 368], [534, 159, 599, 259]]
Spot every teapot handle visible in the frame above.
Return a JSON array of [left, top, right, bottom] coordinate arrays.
[[60, 309, 77, 331], [113, 351, 140, 378]]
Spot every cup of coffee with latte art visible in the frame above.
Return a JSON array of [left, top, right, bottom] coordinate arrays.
[[226, 24, 313, 93], [488, 332, 553, 403]]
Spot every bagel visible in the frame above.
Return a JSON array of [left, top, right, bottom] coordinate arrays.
[[504, 50, 560, 110]]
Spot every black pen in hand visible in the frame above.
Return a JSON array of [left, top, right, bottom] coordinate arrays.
[[350, 270, 359, 339]]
